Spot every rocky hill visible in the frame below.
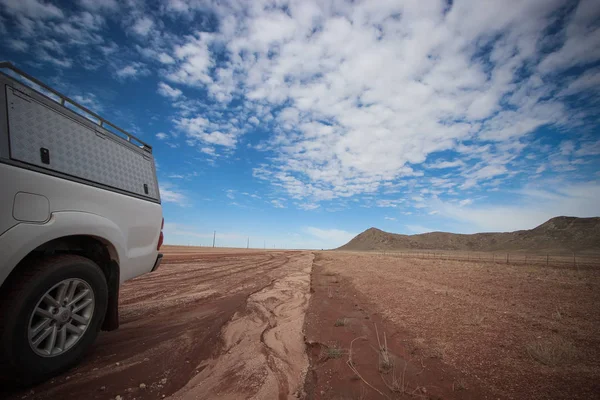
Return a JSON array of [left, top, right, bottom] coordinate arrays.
[[338, 217, 600, 254]]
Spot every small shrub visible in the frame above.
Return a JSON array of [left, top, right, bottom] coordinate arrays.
[[453, 378, 467, 391], [551, 306, 564, 320], [327, 345, 344, 359], [319, 343, 344, 361], [383, 361, 407, 393], [526, 337, 576, 366], [469, 313, 485, 326]]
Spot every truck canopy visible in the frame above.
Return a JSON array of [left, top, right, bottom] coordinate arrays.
[[0, 62, 160, 203]]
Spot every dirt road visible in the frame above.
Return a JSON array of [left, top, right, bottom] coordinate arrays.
[[1, 248, 313, 400]]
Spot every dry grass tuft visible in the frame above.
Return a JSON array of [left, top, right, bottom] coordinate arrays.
[[334, 317, 348, 327], [325, 343, 344, 359], [375, 324, 392, 372], [347, 337, 390, 399], [452, 377, 467, 391], [551, 306, 565, 320], [469, 313, 485, 326], [526, 337, 576, 366], [383, 361, 408, 393]]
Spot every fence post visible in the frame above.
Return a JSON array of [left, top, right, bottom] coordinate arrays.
[[546, 254, 549, 266], [493, 253, 495, 263], [506, 253, 509, 264]]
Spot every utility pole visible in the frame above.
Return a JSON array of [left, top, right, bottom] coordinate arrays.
[[264, 240, 266, 249], [247, 237, 249, 249], [212, 231, 216, 248]]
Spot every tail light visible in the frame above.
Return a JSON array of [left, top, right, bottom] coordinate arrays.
[[157, 217, 164, 250]]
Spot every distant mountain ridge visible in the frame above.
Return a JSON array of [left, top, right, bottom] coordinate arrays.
[[337, 217, 600, 254]]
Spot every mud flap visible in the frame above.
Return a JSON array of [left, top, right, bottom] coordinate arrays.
[[101, 260, 120, 331]]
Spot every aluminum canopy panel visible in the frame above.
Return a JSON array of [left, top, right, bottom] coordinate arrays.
[[6, 87, 159, 200]]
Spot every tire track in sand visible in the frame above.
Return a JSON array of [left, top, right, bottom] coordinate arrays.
[[168, 252, 314, 400]]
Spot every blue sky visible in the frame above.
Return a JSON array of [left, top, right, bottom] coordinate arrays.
[[1, 0, 599, 249]]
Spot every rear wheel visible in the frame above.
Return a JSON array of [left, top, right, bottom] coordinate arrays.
[[0, 255, 108, 384]]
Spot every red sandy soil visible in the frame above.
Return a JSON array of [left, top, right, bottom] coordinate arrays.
[[4, 247, 597, 400], [304, 252, 600, 400], [1, 248, 313, 400]]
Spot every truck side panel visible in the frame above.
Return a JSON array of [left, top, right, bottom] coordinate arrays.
[[0, 163, 162, 286]]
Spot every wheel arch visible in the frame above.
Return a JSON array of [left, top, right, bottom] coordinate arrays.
[[1, 234, 121, 331]]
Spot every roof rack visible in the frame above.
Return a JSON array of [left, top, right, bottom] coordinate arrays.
[[0, 61, 152, 153]]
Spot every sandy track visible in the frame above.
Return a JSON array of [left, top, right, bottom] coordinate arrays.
[[170, 252, 312, 399], [1, 249, 313, 400]]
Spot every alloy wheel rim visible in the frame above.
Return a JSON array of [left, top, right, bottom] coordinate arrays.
[[28, 278, 95, 357]]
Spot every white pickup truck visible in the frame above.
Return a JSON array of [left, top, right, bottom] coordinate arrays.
[[0, 62, 164, 383]]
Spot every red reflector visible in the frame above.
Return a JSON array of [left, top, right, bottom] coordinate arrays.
[[157, 231, 164, 251]]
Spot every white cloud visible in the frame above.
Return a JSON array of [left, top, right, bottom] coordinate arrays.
[[132, 16, 154, 36], [200, 147, 216, 156], [538, 0, 600, 74], [428, 160, 465, 169], [376, 199, 404, 208], [78, 0, 118, 12], [156, 132, 168, 140], [459, 199, 473, 207], [298, 203, 319, 210], [433, 182, 600, 232], [1, 0, 63, 19], [158, 52, 175, 64], [167, 32, 213, 86], [6, 39, 28, 51], [561, 67, 600, 96], [575, 140, 600, 157], [559, 140, 575, 156], [115, 63, 148, 79], [37, 50, 72, 68], [384, 216, 397, 221], [271, 199, 286, 208], [72, 93, 102, 111], [159, 184, 188, 206], [176, 116, 237, 147], [157, 82, 182, 99]]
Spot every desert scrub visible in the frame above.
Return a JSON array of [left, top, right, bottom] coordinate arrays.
[[526, 337, 576, 366]]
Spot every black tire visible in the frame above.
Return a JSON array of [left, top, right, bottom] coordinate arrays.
[[0, 254, 108, 385]]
